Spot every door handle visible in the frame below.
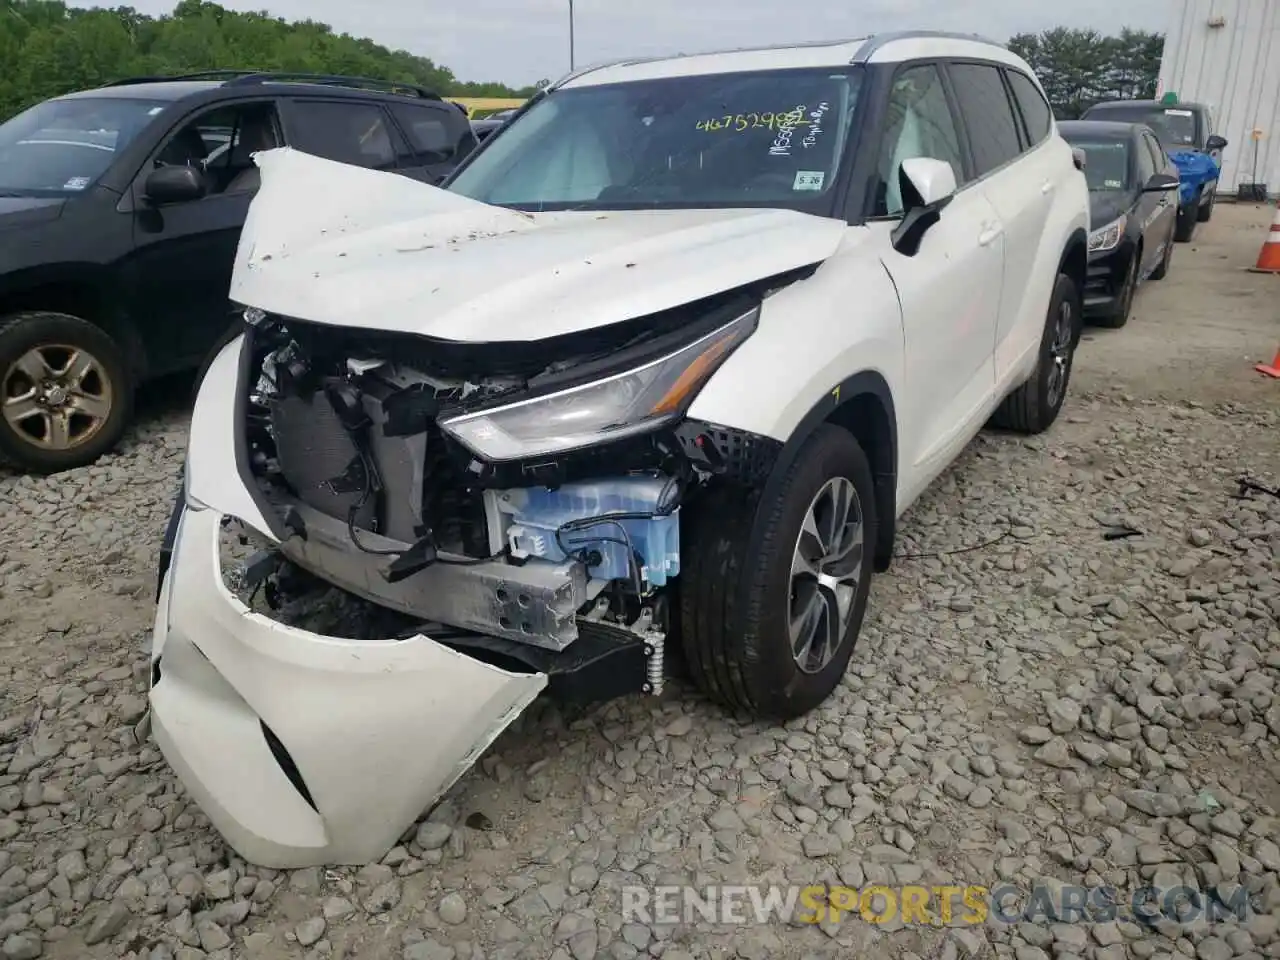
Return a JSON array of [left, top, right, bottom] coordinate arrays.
[[1041, 181, 1054, 195], [978, 224, 1002, 246]]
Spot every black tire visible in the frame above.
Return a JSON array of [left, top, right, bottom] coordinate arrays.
[[679, 424, 877, 720], [1093, 247, 1138, 329], [989, 272, 1080, 435], [1174, 199, 1198, 242], [0, 311, 134, 474], [1150, 226, 1174, 281], [1197, 188, 1215, 223]]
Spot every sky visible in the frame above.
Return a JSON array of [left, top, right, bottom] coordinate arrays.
[[90, 0, 1172, 87]]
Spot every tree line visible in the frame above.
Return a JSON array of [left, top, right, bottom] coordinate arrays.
[[1009, 27, 1165, 119], [0, 0, 540, 121], [0, 4, 1164, 125]]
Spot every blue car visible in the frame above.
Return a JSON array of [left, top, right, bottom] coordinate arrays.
[[1080, 99, 1229, 243]]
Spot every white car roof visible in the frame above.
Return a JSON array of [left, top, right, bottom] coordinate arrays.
[[557, 31, 1030, 89]]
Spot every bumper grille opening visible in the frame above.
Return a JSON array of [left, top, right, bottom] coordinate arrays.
[[260, 720, 318, 812]]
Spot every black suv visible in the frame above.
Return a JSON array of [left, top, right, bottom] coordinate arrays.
[[0, 71, 478, 473]]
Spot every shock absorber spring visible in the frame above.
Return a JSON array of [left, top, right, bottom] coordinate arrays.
[[645, 631, 665, 696]]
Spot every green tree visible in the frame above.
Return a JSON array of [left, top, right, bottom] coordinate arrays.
[[1009, 26, 1165, 119], [0, 0, 527, 120]]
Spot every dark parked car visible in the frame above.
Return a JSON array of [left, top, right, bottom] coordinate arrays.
[[0, 71, 478, 473], [471, 108, 516, 143], [1080, 99, 1228, 242], [1058, 120, 1181, 328]]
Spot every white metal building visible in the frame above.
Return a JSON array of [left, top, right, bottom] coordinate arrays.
[[1157, 0, 1280, 197]]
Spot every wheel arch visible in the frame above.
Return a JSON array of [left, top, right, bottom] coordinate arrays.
[[748, 370, 898, 574], [0, 268, 149, 378], [1058, 228, 1088, 342]]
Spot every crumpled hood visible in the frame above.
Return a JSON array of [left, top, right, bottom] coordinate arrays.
[[230, 148, 849, 342]]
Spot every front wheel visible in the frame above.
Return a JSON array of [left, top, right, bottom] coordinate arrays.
[[1150, 226, 1174, 281], [1094, 247, 1138, 329], [680, 424, 876, 720], [989, 272, 1080, 434], [0, 311, 134, 474]]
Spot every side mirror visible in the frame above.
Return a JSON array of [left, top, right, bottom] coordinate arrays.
[[1072, 147, 1087, 172], [144, 165, 208, 205], [1143, 172, 1181, 193], [1206, 134, 1228, 151], [891, 157, 956, 257]]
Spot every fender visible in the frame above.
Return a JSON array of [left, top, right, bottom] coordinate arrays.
[[742, 370, 898, 575]]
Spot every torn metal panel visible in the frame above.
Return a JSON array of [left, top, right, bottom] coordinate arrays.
[[229, 147, 848, 342]]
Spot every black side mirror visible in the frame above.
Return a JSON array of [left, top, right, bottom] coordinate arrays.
[[1143, 172, 1181, 193], [1206, 134, 1228, 151], [144, 165, 208, 205]]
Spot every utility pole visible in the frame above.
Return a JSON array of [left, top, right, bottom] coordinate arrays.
[[568, 0, 576, 71]]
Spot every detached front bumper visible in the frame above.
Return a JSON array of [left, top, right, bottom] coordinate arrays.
[[148, 337, 548, 868], [151, 505, 547, 867]]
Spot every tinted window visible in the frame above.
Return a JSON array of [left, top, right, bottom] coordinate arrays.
[[0, 96, 166, 196], [874, 64, 966, 216], [1134, 135, 1156, 182], [288, 101, 399, 170], [447, 68, 864, 214], [948, 63, 1023, 175], [389, 103, 471, 165], [1006, 70, 1052, 145], [154, 102, 281, 195]]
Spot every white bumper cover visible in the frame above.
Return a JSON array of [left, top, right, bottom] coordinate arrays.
[[149, 340, 548, 868]]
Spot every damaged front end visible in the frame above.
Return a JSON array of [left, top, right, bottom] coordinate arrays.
[[150, 284, 784, 868]]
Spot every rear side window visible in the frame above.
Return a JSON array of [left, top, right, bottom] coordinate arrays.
[[948, 62, 1023, 176], [389, 103, 472, 165], [1005, 70, 1052, 146], [286, 101, 400, 171]]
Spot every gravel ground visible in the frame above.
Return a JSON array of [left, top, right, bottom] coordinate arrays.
[[1, 202, 1278, 960]]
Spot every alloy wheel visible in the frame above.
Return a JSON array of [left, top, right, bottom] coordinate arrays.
[[2, 344, 113, 451], [788, 476, 864, 675], [1045, 299, 1074, 410]]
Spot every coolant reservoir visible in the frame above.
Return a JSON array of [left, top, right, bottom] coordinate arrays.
[[495, 476, 680, 587]]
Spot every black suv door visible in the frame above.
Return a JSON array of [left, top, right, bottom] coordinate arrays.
[[120, 98, 284, 373]]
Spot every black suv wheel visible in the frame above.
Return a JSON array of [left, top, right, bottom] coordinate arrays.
[[0, 312, 134, 474]]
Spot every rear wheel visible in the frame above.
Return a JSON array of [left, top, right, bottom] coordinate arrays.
[[989, 273, 1080, 434], [680, 424, 876, 720], [0, 311, 133, 474]]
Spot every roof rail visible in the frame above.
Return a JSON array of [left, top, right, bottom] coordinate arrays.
[[549, 36, 874, 89], [851, 30, 1007, 63], [103, 70, 442, 100]]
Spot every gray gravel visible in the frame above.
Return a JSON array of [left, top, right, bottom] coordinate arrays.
[[1, 376, 1278, 960]]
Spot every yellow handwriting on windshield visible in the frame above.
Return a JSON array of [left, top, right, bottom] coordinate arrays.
[[695, 109, 810, 133]]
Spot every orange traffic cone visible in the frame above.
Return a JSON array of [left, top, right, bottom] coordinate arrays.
[[1257, 346, 1280, 378], [1248, 200, 1280, 273]]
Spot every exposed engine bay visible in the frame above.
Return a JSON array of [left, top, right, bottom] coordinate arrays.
[[229, 290, 777, 697]]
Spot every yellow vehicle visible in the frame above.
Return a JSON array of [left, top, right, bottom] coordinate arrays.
[[449, 97, 526, 119]]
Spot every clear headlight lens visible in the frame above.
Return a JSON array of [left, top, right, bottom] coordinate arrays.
[[1088, 215, 1126, 254], [439, 306, 759, 461]]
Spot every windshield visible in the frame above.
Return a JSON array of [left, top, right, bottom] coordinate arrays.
[[447, 68, 863, 213], [0, 97, 167, 196], [1070, 139, 1131, 191], [1089, 105, 1198, 148]]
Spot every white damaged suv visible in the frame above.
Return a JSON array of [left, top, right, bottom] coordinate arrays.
[[150, 31, 1090, 867]]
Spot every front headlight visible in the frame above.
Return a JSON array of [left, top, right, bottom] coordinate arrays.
[[439, 306, 759, 460], [1088, 215, 1126, 254]]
